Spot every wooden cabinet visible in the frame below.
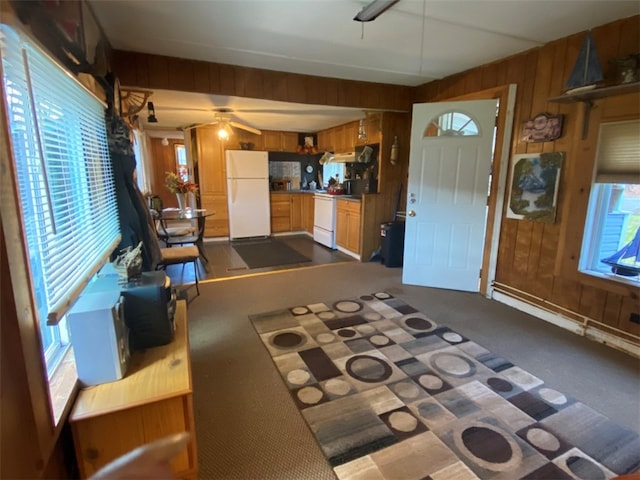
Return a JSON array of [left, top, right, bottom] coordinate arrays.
[[69, 301, 198, 479], [196, 127, 229, 237], [343, 122, 357, 152], [270, 194, 291, 232], [336, 199, 361, 254], [302, 194, 314, 233], [262, 130, 282, 151], [290, 194, 304, 231], [281, 132, 299, 152], [261, 130, 299, 152], [356, 113, 382, 146], [270, 193, 314, 233], [317, 129, 331, 152]]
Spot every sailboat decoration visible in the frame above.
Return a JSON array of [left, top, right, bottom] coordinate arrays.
[[565, 31, 604, 94], [601, 226, 640, 276]]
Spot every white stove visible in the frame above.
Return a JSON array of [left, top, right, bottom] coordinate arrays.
[[313, 193, 337, 249]]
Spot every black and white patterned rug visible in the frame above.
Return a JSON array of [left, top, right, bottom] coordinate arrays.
[[250, 292, 640, 479]]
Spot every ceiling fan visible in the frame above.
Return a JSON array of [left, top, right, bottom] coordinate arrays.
[[182, 108, 262, 138]]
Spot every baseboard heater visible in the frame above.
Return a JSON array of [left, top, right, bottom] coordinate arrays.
[[491, 282, 640, 358]]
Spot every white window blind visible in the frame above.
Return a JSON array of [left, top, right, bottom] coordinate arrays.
[[1, 24, 121, 325], [595, 119, 640, 184]]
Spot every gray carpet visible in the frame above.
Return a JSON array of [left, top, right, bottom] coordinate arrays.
[[232, 238, 311, 269], [185, 262, 640, 479]]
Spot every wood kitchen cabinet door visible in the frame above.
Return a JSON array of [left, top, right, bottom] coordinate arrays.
[[302, 194, 314, 233], [343, 122, 357, 152], [270, 194, 291, 232], [262, 130, 282, 151], [336, 200, 361, 254], [281, 132, 299, 152], [290, 194, 304, 231], [336, 205, 349, 249]]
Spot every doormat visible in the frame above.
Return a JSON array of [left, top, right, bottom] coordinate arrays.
[[232, 238, 311, 269], [249, 292, 640, 479]]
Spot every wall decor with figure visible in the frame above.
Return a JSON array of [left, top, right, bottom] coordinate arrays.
[[507, 152, 564, 223]]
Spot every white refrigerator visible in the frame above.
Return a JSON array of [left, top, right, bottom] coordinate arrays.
[[226, 150, 271, 239]]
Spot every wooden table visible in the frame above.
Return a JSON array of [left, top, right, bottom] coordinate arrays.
[[69, 300, 198, 478]]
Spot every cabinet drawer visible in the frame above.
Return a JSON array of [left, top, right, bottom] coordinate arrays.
[[271, 216, 291, 232], [337, 200, 361, 215], [270, 201, 291, 217]]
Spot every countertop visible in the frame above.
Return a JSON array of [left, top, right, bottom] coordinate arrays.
[[270, 190, 363, 201]]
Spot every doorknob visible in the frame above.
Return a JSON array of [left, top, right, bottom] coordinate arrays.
[[408, 210, 416, 217]]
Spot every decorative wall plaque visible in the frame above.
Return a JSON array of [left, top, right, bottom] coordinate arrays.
[[521, 112, 564, 143]]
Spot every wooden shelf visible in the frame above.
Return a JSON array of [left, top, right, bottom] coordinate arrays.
[[548, 82, 640, 104], [548, 82, 640, 139]]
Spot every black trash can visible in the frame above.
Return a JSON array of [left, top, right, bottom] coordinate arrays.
[[380, 221, 405, 267]]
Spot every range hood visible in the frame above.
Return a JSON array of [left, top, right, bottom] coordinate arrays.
[[320, 146, 373, 164], [333, 152, 357, 162]]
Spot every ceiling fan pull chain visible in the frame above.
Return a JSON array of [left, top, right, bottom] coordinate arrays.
[[361, 22, 365, 40]]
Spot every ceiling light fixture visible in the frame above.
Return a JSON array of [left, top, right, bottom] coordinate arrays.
[[358, 119, 367, 139], [218, 122, 232, 140], [147, 101, 158, 123], [353, 0, 399, 22]]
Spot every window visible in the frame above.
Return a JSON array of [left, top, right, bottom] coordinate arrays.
[[580, 120, 640, 282], [175, 144, 188, 181], [424, 111, 480, 137], [1, 24, 120, 419]]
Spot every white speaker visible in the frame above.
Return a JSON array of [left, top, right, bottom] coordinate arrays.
[[67, 288, 130, 387]]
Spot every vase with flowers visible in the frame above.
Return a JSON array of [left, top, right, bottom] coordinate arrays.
[[165, 172, 199, 211]]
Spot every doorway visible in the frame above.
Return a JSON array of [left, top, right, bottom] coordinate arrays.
[[402, 85, 517, 296]]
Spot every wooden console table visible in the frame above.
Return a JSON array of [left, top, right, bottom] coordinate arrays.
[[69, 300, 198, 479]]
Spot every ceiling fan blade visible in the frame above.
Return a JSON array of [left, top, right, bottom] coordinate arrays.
[[229, 121, 262, 135], [182, 119, 221, 131]]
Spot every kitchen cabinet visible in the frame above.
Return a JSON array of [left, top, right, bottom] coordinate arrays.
[[282, 132, 299, 152], [317, 129, 331, 152], [290, 194, 304, 231], [262, 130, 282, 151], [261, 130, 300, 152], [343, 122, 357, 152], [336, 199, 361, 254], [69, 301, 198, 479], [196, 127, 229, 237], [270, 193, 313, 233], [270, 194, 291, 232], [302, 194, 314, 233], [356, 113, 382, 146]]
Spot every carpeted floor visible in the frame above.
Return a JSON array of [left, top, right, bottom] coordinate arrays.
[[185, 262, 640, 480], [250, 292, 640, 479]]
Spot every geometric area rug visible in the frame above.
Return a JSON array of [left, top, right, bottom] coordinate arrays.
[[249, 292, 640, 480]]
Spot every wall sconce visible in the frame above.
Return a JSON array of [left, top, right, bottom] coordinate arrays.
[[147, 101, 158, 123], [358, 119, 367, 140], [390, 136, 398, 165], [161, 137, 169, 146]]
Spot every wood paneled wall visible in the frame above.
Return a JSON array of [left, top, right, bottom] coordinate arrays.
[[413, 15, 640, 339], [112, 51, 412, 112], [112, 16, 639, 339]]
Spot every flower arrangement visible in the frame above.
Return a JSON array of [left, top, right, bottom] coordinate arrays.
[[165, 172, 199, 195]]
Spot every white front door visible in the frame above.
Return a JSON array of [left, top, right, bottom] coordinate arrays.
[[402, 99, 498, 292]]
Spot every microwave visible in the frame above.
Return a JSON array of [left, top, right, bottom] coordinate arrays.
[[67, 288, 129, 387]]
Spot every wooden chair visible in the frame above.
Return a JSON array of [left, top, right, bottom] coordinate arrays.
[[157, 245, 200, 297]]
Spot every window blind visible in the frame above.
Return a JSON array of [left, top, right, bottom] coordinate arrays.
[[595, 119, 640, 184], [1, 24, 121, 325]]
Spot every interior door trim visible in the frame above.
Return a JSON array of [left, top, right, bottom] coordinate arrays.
[[446, 84, 517, 297]]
